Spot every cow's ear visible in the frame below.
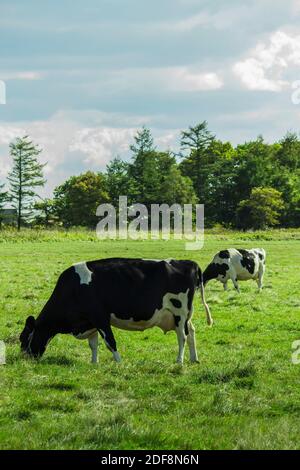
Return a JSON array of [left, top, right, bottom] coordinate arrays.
[[25, 316, 35, 331]]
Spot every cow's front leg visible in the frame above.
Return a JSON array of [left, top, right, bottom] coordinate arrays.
[[88, 332, 98, 363], [175, 317, 187, 364], [98, 324, 121, 363], [187, 321, 199, 363], [231, 277, 240, 293]]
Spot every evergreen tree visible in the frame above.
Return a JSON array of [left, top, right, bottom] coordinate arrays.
[[0, 183, 8, 227], [8, 136, 46, 230], [106, 157, 132, 206], [128, 127, 157, 202], [179, 121, 215, 202]]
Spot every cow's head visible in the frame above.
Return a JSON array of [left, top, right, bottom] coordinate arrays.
[[19, 316, 46, 358]]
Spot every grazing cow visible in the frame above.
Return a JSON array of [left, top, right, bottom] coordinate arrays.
[[20, 258, 213, 364], [203, 248, 266, 293]]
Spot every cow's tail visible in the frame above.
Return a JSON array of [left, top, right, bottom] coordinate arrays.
[[198, 267, 213, 326]]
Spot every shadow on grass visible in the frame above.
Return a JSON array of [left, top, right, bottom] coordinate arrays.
[[41, 356, 75, 366], [196, 362, 256, 386], [43, 382, 77, 391], [75, 391, 93, 401], [83, 414, 167, 450], [255, 402, 300, 418], [4, 399, 76, 421], [13, 410, 33, 421], [6, 352, 76, 366]]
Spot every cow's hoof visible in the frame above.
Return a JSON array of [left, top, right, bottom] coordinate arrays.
[[113, 352, 121, 363], [190, 359, 200, 364]]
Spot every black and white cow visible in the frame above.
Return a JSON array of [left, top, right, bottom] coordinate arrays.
[[203, 248, 266, 293], [20, 258, 213, 364]]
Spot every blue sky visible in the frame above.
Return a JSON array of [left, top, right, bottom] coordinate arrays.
[[1, 0, 300, 195]]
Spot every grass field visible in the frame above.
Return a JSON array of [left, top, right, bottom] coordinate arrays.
[[1, 229, 300, 450]]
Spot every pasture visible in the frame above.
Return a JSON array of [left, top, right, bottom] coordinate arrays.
[[0, 229, 300, 450]]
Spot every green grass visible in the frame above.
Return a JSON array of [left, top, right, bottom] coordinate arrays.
[[0, 230, 300, 450]]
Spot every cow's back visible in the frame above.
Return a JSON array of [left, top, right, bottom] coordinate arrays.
[[86, 258, 198, 320], [229, 249, 261, 279]]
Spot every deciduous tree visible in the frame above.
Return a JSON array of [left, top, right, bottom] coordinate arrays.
[[237, 187, 284, 230], [54, 171, 109, 227]]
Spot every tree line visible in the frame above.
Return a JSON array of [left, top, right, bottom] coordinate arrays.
[[0, 122, 299, 230]]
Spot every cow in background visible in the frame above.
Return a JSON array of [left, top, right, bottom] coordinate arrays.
[[203, 248, 266, 293]]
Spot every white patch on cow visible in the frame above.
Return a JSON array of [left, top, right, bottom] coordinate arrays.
[[186, 319, 198, 363], [72, 330, 98, 363], [113, 351, 121, 363], [98, 328, 121, 362], [27, 331, 35, 354], [88, 332, 98, 363], [73, 328, 97, 340], [99, 329, 106, 340], [73, 262, 93, 285], [110, 289, 190, 334]]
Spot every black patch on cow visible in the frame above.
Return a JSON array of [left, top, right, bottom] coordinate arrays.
[[218, 250, 230, 259], [203, 262, 229, 284], [71, 320, 94, 337], [258, 253, 264, 261], [237, 249, 255, 274], [170, 298, 182, 309], [174, 315, 181, 327], [184, 320, 189, 336]]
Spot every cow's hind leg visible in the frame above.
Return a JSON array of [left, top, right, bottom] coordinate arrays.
[[187, 320, 199, 363], [257, 264, 265, 291], [230, 274, 240, 293], [98, 324, 121, 363], [228, 267, 240, 293], [88, 332, 98, 363], [175, 316, 187, 364]]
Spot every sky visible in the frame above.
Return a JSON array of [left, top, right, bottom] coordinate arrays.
[[1, 0, 300, 196]]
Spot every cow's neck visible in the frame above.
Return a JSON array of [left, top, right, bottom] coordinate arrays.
[[35, 317, 58, 348]]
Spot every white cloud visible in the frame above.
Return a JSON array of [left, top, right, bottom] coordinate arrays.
[[233, 30, 300, 91], [216, 106, 280, 124], [0, 117, 78, 193], [0, 113, 181, 196], [157, 13, 212, 33], [233, 59, 286, 92], [153, 4, 255, 33], [0, 126, 25, 179], [169, 68, 223, 91], [291, 0, 300, 14], [108, 66, 223, 93], [0, 125, 26, 145], [0, 71, 43, 80], [155, 132, 179, 150], [69, 127, 137, 166]]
